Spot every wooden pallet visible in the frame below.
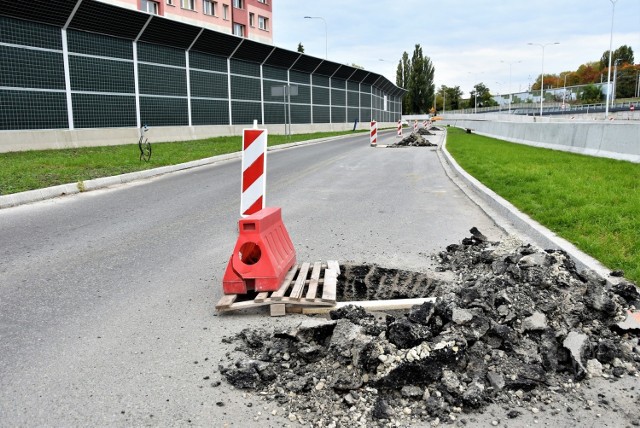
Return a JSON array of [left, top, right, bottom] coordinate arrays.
[[215, 261, 340, 316]]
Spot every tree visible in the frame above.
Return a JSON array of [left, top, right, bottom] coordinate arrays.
[[406, 44, 435, 114], [435, 85, 463, 111], [615, 64, 640, 99], [469, 83, 497, 108], [600, 45, 635, 69], [447, 86, 463, 110], [531, 73, 563, 90], [396, 52, 411, 114], [297, 43, 305, 53], [579, 84, 603, 103], [575, 62, 601, 85]]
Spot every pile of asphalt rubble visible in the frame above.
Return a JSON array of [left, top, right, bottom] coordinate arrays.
[[388, 128, 438, 148], [219, 228, 640, 427]]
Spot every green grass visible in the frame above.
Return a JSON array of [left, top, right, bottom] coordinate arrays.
[[446, 126, 640, 283], [0, 131, 363, 195]]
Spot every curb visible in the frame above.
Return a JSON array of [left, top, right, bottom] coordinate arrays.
[[0, 134, 354, 209], [437, 129, 616, 282]]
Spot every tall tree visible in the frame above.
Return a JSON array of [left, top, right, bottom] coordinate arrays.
[[297, 43, 305, 53], [601, 45, 635, 69], [406, 44, 435, 114], [396, 52, 411, 114]]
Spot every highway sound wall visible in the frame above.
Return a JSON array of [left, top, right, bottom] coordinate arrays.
[[0, 1, 404, 152]]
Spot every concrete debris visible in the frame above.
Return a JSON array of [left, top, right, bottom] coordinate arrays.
[[417, 127, 436, 136], [218, 229, 640, 427], [388, 132, 437, 148], [616, 310, 640, 331]]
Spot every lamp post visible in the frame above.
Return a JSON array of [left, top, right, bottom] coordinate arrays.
[[475, 91, 478, 114], [303, 16, 327, 59], [562, 73, 568, 110], [495, 81, 503, 112], [441, 87, 446, 115], [468, 72, 482, 114], [501, 60, 522, 114], [612, 59, 621, 103], [528, 42, 559, 117], [605, 0, 618, 119]]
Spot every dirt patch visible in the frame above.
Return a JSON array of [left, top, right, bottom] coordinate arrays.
[[218, 229, 640, 427]]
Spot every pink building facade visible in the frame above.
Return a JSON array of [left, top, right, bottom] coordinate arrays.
[[99, 0, 273, 44]]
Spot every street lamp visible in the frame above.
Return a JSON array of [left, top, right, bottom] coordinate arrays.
[[501, 60, 522, 114], [468, 72, 483, 114], [612, 59, 621, 103], [528, 42, 559, 117], [440, 87, 446, 115], [562, 72, 568, 110], [605, 0, 618, 118], [495, 81, 503, 112], [303, 16, 327, 59]]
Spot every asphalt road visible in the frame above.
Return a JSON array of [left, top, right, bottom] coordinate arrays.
[[0, 130, 506, 426]]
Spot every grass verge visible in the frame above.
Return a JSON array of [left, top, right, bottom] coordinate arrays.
[[0, 130, 364, 196], [446, 126, 640, 284]]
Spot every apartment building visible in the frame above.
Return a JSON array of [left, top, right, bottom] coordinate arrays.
[[99, 0, 272, 44]]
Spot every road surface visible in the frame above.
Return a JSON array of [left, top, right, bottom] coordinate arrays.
[[0, 130, 506, 426]]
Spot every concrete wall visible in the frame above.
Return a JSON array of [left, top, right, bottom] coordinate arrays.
[[441, 116, 640, 163], [0, 122, 395, 153]]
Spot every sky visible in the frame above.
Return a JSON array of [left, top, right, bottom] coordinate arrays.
[[272, 0, 640, 97]]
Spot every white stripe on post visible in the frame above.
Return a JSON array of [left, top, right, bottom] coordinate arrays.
[[370, 120, 377, 147], [241, 129, 268, 217]]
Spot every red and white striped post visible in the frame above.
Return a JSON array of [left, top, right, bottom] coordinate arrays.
[[241, 128, 268, 217], [413, 121, 418, 133], [422, 120, 428, 128], [370, 120, 377, 147], [397, 120, 402, 137]]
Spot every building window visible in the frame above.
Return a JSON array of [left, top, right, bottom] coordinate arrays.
[[233, 23, 245, 37], [166, 0, 174, 5], [258, 15, 268, 30], [249, 13, 255, 27], [222, 4, 229, 19], [142, 0, 160, 14], [257, 0, 267, 3], [232, 0, 243, 9], [203, 0, 216, 15], [181, 0, 195, 10]]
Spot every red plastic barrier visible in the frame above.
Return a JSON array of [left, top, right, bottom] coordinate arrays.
[[223, 207, 296, 294]]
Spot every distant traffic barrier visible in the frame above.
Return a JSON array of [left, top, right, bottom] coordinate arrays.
[[443, 118, 640, 163]]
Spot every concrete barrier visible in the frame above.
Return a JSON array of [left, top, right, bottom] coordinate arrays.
[[441, 117, 640, 163]]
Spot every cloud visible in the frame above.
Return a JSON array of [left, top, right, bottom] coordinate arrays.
[[274, 0, 640, 94]]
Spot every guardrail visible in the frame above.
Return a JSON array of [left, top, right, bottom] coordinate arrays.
[[448, 100, 638, 116]]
